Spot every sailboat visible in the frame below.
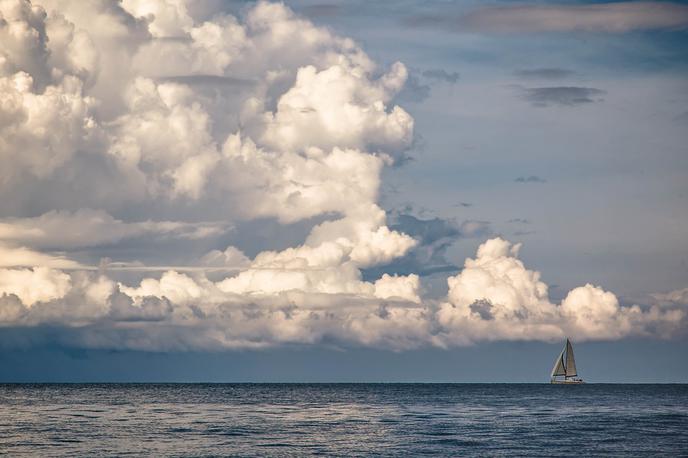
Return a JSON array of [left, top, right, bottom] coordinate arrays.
[[550, 338, 584, 384]]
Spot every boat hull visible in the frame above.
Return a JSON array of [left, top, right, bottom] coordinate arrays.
[[550, 380, 585, 384]]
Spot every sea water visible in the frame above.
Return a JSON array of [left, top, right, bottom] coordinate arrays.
[[1, 383, 686, 456]]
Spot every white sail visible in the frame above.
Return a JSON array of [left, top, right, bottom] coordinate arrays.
[[551, 348, 566, 377], [565, 339, 577, 377]]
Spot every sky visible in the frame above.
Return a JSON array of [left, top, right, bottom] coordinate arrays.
[[0, 0, 687, 382]]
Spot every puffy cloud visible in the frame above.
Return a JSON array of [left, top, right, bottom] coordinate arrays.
[[260, 62, 413, 155], [0, 0, 683, 353], [0, 72, 101, 183], [1, 0, 413, 222], [214, 206, 417, 299], [200, 246, 250, 269], [0, 267, 71, 306], [0, 0, 51, 86], [445, 238, 551, 320], [131, 14, 247, 77], [560, 284, 636, 340], [374, 273, 420, 303], [0, 0, 104, 184], [218, 134, 385, 222], [108, 77, 219, 198], [0, 0, 427, 351], [121, 0, 193, 37], [119, 270, 211, 306], [0, 238, 683, 351], [438, 238, 684, 344]]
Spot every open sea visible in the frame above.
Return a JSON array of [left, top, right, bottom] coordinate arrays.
[[1, 383, 686, 456]]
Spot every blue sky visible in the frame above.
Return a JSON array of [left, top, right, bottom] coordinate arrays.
[[0, 0, 687, 381], [294, 0, 688, 300]]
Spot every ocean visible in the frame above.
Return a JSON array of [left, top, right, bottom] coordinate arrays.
[[1, 383, 686, 456]]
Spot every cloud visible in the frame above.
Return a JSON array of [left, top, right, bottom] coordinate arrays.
[[437, 238, 685, 345], [651, 287, 688, 306], [0, 0, 418, 334], [0, 0, 683, 352], [259, 62, 413, 155], [514, 175, 546, 184], [408, 2, 688, 34], [396, 68, 460, 104], [1, 238, 684, 351], [364, 213, 491, 278], [0, 267, 71, 306], [199, 246, 251, 269], [422, 69, 459, 84], [0, 244, 83, 269], [396, 73, 431, 104], [514, 68, 576, 80], [0, 209, 228, 249], [521, 86, 605, 107]]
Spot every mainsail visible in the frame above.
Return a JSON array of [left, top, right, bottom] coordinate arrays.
[[565, 339, 577, 377]]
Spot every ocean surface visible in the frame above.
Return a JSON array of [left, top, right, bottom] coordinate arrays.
[[1, 384, 686, 456]]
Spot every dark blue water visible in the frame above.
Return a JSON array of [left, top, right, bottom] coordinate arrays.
[[1, 384, 686, 456]]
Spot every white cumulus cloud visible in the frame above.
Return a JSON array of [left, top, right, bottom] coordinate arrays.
[[0, 0, 683, 352]]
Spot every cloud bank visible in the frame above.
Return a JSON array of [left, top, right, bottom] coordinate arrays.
[[0, 0, 685, 351], [408, 2, 688, 34], [1, 237, 682, 351]]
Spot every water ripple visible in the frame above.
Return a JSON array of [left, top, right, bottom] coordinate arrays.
[[0, 383, 686, 456]]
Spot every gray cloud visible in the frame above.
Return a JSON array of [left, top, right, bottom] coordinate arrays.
[[507, 218, 530, 224], [522, 86, 605, 107], [422, 69, 460, 84], [108, 292, 173, 322], [514, 68, 576, 80], [407, 2, 688, 34], [396, 68, 459, 104], [396, 74, 431, 104], [469, 299, 494, 321], [515, 176, 546, 184]]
